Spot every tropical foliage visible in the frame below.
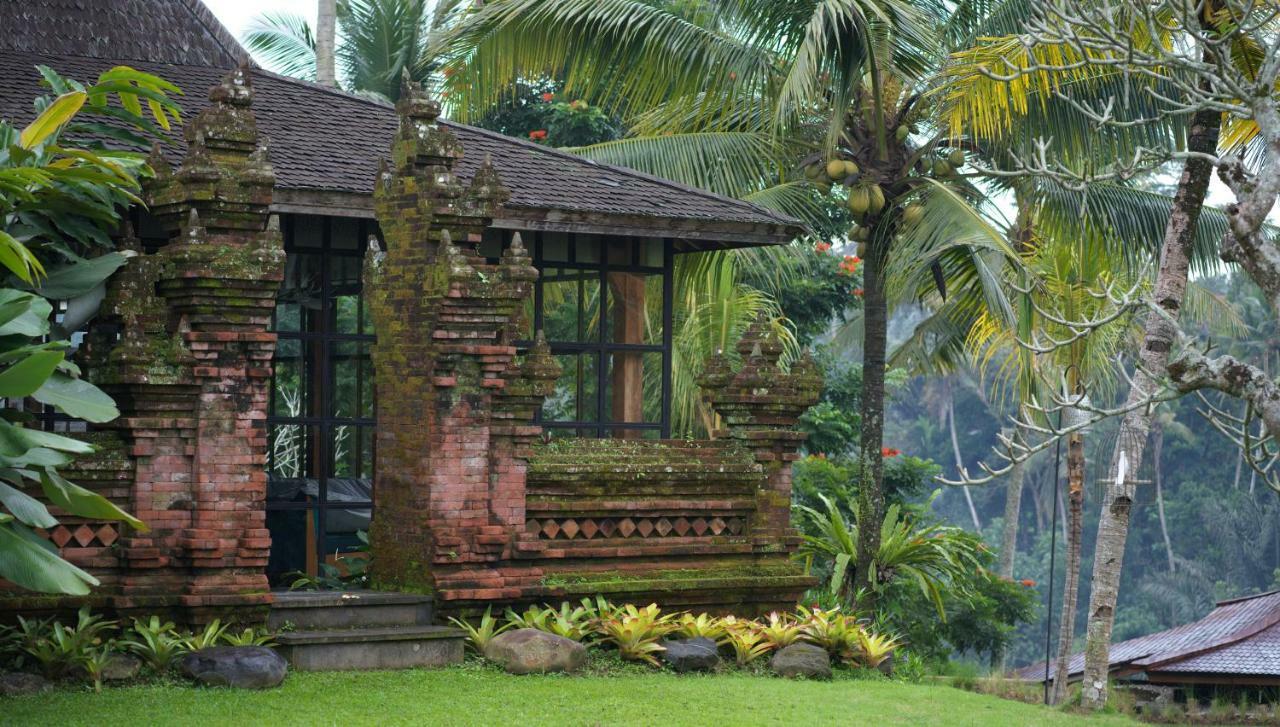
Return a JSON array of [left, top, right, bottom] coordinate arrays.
[[0, 67, 180, 595]]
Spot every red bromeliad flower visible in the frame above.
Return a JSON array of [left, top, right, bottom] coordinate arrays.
[[528, 129, 548, 141], [815, 242, 831, 253], [541, 92, 555, 102], [881, 447, 901, 457]]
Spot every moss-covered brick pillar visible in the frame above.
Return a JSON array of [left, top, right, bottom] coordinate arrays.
[[699, 316, 822, 555], [365, 78, 557, 602], [83, 65, 284, 623]]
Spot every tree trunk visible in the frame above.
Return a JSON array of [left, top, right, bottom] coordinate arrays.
[[948, 390, 982, 531], [998, 452, 1026, 578], [1051, 431, 1085, 705], [316, 0, 338, 87], [854, 232, 889, 608], [1151, 419, 1175, 574], [1079, 104, 1221, 710]]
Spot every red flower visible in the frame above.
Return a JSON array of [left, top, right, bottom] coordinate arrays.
[[1020, 579, 1036, 588], [838, 254, 862, 275], [881, 447, 901, 457], [815, 242, 832, 253], [852, 288, 864, 297], [541, 92, 555, 102], [528, 129, 548, 141]]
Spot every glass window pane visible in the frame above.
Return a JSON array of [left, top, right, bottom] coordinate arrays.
[[323, 507, 372, 556], [331, 217, 360, 250], [291, 215, 325, 249], [331, 424, 375, 480], [605, 237, 633, 265], [268, 423, 316, 487], [271, 339, 310, 418], [329, 341, 373, 419], [640, 237, 665, 268], [480, 227, 504, 261], [542, 231, 569, 262], [605, 272, 662, 345], [266, 508, 310, 582], [543, 353, 597, 422], [604, 351, 662, 423], [276, 253, 323, 332], [541, 269, 600, 343], [575, 234, 600, 263]]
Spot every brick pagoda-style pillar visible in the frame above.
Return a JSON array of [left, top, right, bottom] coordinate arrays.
[[77, 65, 285, 624], [698, 316, 822, 558], [365, 78, 557, 601]]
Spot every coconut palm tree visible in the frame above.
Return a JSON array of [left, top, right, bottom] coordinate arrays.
[[245, 0, 461, 100], [441, 0, 1032, 609]]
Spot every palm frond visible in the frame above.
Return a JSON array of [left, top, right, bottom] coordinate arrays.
[[244, 12, 317, 80]]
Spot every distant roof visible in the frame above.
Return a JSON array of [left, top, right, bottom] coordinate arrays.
[[1018, 590, 1280, 684], [0, 1, 803, 246]]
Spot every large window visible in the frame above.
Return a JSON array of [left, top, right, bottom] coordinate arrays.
[[482, 230, 673, 438], [266, 215, 375, 583]]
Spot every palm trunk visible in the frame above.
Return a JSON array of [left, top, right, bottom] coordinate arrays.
[[1050, 431, 1085, 705], [854, 232, 888, 608], [1151, 420, 1175, 574], [1079, 103, 1221, 710], [998, 423, 1028, 579], [316, 0, 338, 87]]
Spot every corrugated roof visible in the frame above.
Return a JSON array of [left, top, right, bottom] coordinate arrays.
[[0, 1, 803, 243], [1018, 590, 1280, 682]]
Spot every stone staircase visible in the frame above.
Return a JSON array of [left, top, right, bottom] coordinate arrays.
[[269, 591, 465, 671]]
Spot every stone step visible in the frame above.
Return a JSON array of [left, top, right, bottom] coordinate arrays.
[[274, 625, 466, 671], [267, 590, 432, 631]]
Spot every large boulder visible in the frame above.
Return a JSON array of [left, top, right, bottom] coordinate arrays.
[[661, 637, 720, 673], [770, 643, 832, 680], [483, 628, 586, 675], [178, 646, 287, 689], [102, 653, 143, 682], [0, 672, 49, 696]]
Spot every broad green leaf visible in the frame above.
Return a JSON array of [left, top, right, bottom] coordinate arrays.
[[0, 480, 56, 528], [0, 521, 97, 594], [30, 252, 129, 300], [0, 231, 45, 284], [19, 91, 86, 149], [0, 420, 94, 462], [33, 373, 119, 423], [0, 350, 63, 398], [41, 469, 146, 532]]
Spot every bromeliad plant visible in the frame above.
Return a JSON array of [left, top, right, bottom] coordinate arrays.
[[674, 612, 727, 641], [120, 616, 187, 672], [597, 603, 677, 666], [720, 618, 772, 666], [756, 611, 804, 650], [448, 606, 512, 654]]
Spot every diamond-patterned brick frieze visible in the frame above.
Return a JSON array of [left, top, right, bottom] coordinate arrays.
[[40, 523, 121, 549], [526, 515, 749, 541]]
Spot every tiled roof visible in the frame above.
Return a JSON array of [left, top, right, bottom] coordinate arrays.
[[1017, 590, 1280, 682], [0, 0, 803, 242], [0, 0, 247, 67]]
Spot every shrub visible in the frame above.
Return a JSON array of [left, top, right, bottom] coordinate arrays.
[[20, 606, 116, 679], [674, 612, 727, 641], [597, 604, 676, 666], [448, 606, 512, 654], [120, 616, 187, 672]]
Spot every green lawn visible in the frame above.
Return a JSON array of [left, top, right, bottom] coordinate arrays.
[[3, 664, 1136, 727]]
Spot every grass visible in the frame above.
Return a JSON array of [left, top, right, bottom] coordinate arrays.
[[3, 661, 1138, 727]]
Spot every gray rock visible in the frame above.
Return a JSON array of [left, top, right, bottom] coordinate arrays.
[[483, 628, 586, 675], [0, 672, 50, 696], [771, 643, 832, 679], [103, 653, 143, 682], [661, 637, 720, 672], [178, 646, 287, 689]]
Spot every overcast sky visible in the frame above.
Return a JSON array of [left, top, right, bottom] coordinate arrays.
[[205, 0, 314, 47]]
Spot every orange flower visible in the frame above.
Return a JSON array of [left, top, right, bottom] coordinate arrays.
[[881, 447, 901, 457], [852, 288, 864, 297], [528, 129, 548, 141], [1020, 579, 1036, 588], [541, 92, 554, 102], [838, 254, 862, 275], [815, 242, 832, 253]]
